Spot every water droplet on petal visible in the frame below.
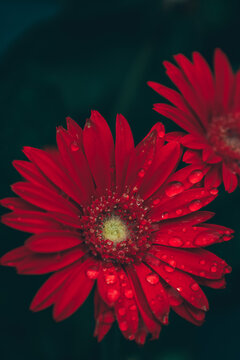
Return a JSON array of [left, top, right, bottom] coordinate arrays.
[[86, 268, 99, 279], [176, 286, 183, 292], [176, 209, 183, 215], [200, 271, 205, 277], [107, 289, 120, 302], [224, 265, 232, 274], [119, 321, 128, 331], [138, 169, 145, 178], [188, 170, 204, 184], [153, 198, 160, 206], [124, 289, 134, 299], [210, 265, 217, 273], [200, 260, 206, 265], [169, 237, 183, 247], [129, 304, 137, 311], [165, 265, 175, 273], [191, 283, 200, 291], [146, 273, 159, 285], [165, 181, 184, 197], [118, 307, 126, 316], [209, 188, 218, 195], [71, 142, 80, 151], [169, 259, 176, 267], [189, 200, 202, 212], [162, 212, 169, 219], [104, 274, 117, 285]]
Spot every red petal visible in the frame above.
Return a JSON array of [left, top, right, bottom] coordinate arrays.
[[23, 147, 84, 206], [0, 197, 40, 212], [204, 165, 222, 189], [25, 231, 82, 253], [127, 266, 161, 335], [133, 263, 169, 323], [1, 211, 63, 233], [214, 48, 235, 113], [1, 246, 30, 266], [222, 163, 238, 193], [124, 124, 160, 191], [153, 221, 232, 248], [16, 247, 86, 274], [146, 255, 209, 310], [149, 188, 216, 221], [56, 127, 94, 204], [115, 114, 134, 189], [97, 265, 121, 307], [11, 181, 80, 217], [30, 263, 79, 311], [139, 142, 181, 200], [83, 111, 114, 191], [94, 289, 114, 342], [53, 258, 96, 321], [163, 60, 206, 129], [154, 103, 203, 136], [192, 52, 215, 110], [173, 54, 208, 128], [148, 81, 196, 118], [172, 301, 205, 326], [114, 268, 139, 339], [181, 134, 207, 149], [150, 246, 229, 279]]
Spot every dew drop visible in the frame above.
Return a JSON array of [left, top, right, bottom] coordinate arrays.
[[210, 265, 217, 273], [161, 212, 169, 219], [169, 237, 183, 247], [188, 170, 204, 184], [200, 260, 206, 265], [176, 286, 183, 292], [107, 289, 120, 302], [71, 142, 80, 151], [169, 259, 176, 267], [146, 273, 159, 285], [209, 188, 218, 195], [86, 268, 99, 279], [153, 198, 160, 206], [224, 265, 232, 274], [189, 200, 202, 212], [124, 289, 134, 299], [200, 271, 205, 277], [191, 283, 200, 291], [119, 321, 128, 331], [104, 274, 117, 285], [176, 209, 183, 215], [129, 304, 137, 311], [138, 169, 145, 178], [164, 265, 175, 273], [118, 307, 126, 316], [165, 181, 184, 197]]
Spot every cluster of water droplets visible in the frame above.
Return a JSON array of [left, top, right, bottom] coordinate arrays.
[[81, 188, 153, 263]]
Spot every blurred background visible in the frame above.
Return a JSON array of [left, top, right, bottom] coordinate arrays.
[[0, 0, 240, 359]]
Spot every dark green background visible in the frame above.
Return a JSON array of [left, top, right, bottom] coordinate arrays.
[[0, 0, 240, 359]]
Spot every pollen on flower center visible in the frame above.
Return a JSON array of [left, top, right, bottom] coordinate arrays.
[[102, 216, 128, 244]]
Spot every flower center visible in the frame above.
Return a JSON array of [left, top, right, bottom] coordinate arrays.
[[102, 216, 128, 244], [208, 113, 240, 169], [81, 189, 152, 264]]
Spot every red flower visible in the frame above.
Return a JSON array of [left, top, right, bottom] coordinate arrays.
[[1, 111, 232, 344], [148, 49, 240, 192]]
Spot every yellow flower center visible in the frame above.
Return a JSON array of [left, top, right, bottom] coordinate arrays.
[[102, 216, 128, 244]]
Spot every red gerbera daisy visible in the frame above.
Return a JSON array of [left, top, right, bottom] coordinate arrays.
[[148, 49, 240, 192], [1, 111, 232, 344]]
